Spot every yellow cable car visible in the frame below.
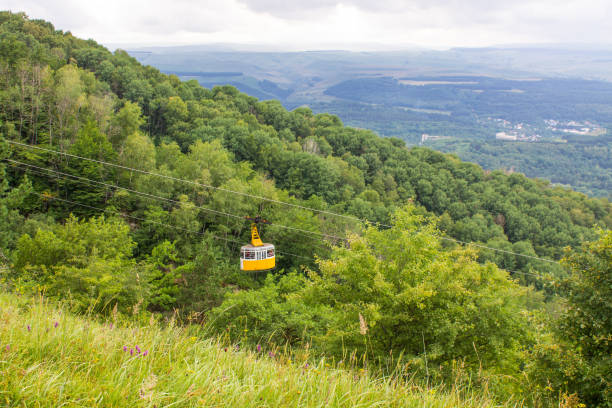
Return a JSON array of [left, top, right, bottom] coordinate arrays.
[[240, 217, 275, 272]]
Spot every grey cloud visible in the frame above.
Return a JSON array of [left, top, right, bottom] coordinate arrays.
[[234, 0, 536, 18]]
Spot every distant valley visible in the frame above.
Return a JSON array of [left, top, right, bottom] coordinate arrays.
[[128, 46, 612, 198]]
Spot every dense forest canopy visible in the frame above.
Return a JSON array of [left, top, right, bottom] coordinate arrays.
[[0, 11, 611, 406]]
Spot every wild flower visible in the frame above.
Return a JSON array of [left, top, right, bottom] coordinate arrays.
[[143, 350, 148, 356], [235, 345, 239, 352], [5, 345, 9, 352], [130, 348, 134, 356], [27, 324, 31, 332], [256, 344, 261, 353], [268, 351, 275, 358], [54, 321, 59, 328], [123, 346, 127, 352], [135, 345, 141, 354]]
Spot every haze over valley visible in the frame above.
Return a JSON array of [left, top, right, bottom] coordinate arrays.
[[127, 46, 612, 197]]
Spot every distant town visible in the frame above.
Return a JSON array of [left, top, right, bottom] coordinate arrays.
[[487, 118, 606, 142], [421, 118, 607, 145]]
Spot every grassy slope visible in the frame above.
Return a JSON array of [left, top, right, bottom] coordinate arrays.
[[0, 292, 509, 407]]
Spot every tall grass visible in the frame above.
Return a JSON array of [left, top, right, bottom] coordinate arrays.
[[0, 292, 516, 407]]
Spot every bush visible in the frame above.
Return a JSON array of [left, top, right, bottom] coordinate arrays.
[[12, 215, 148, 314]]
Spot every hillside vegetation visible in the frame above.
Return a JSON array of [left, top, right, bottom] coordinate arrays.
[[0, 292, 503, 407], [0, 11, 611, 407]]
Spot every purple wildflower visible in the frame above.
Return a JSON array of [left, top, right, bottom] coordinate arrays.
[[123, 346, 127, 352], [256, 344, 261, 353], [5, 345, 9, 352], [304, 363, 309, 369], [143, 350, 148, 357], [54, 321, 59, 328], [130, 348, 134, 356], [27, 324, 31, 332], [268, 351, 275, 358], [235, 345, 240, 352], [135, 345, 141, 354]]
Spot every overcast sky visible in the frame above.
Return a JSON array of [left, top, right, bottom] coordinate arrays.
[[3, 0, 612, 50]]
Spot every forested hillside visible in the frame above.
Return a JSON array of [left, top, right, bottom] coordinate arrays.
[[1, 11, 611, 407], [131, 47, 612, 197]]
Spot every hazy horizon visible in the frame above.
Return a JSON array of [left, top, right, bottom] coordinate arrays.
[[4, 0, 612, 51], [107, 41, 612, 54]]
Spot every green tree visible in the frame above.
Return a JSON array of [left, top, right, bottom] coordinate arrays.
[[559, 230, 611, 406], [12, 215, 147, 314], [147, 240, 181, 312], [60, 121, 117, 213], [525, 229, 611, 407], [109, 100, 144, 150], [211, 206, 529, 377], [0, 135, 34, 253]]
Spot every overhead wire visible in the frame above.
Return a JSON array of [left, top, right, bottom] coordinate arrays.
[[4, 158, 345, 243], [10, 167, 315, 263], [7, 160, 565, 282], [6, 141, 562, 265], [7, 160, 333, 254], [7, 161, 328, 258], [7, 140, 365, 222]]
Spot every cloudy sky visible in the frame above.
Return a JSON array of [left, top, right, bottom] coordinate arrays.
[[3, 0, 612, 50]]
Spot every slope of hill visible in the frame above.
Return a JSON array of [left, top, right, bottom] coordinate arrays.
[[0, 292, 502, 407]]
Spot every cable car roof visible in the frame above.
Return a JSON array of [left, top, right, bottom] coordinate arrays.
[[240, 243, 275, 249]]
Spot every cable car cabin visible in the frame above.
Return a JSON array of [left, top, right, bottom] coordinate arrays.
[[240, 243, 275, 271], [240, 221, 275, 272]]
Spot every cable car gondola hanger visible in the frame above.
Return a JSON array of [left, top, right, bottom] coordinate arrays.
[[240, 216, 275, 272]]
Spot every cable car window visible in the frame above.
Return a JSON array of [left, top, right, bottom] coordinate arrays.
[[267, 248, 274, 257], [245, 250, 255, 259]]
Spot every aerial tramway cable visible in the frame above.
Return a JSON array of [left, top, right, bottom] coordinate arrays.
[[9, 165, 315, 262], [5, 159, 561, 280], [4, 158, 345, 243], [5, 141, 562, 265]]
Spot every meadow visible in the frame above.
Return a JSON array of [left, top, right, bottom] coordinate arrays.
[[0, 292, 511, 407]]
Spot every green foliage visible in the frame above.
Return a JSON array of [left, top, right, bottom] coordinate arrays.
[[0, 135, 34, 253], [147, 240, 181, 312], [211, 206, 529, 379], [431, 139, 612, 200], [524, 230, 612, 407], [210, 272, 330, 346], [12, 215, 146, 313], [109, 100, 144, 149], [175, 237, 247, 314], [558, 230, 611, 406]]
